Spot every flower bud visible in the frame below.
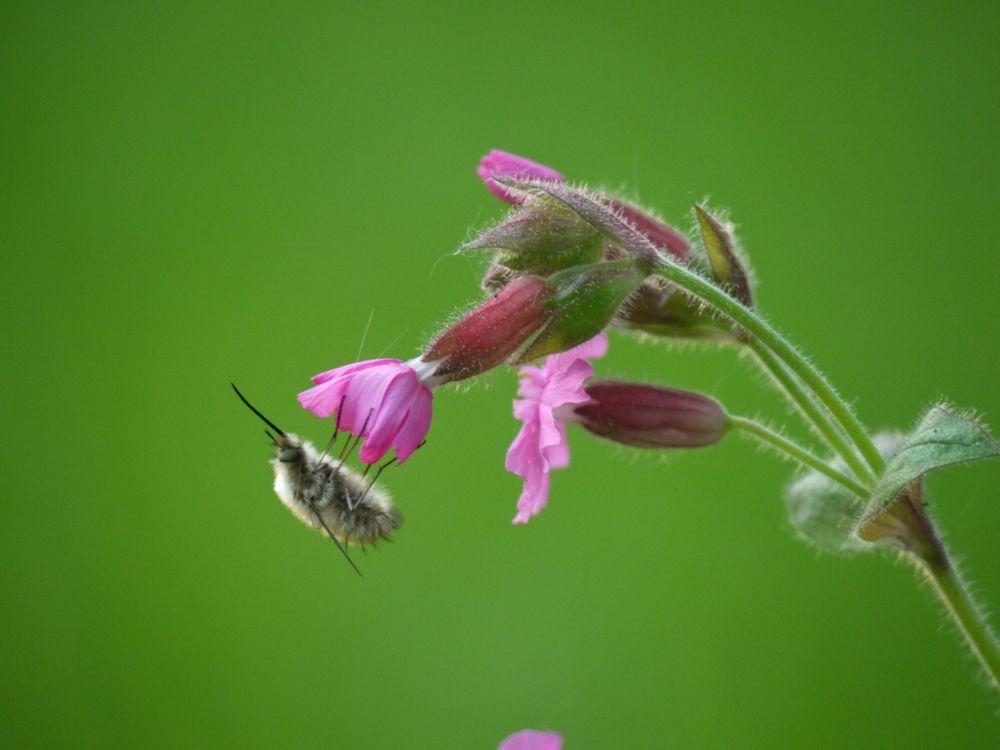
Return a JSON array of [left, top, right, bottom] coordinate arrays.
[[477, 150, 564, 205], [421, 276, 553, 383], [462, 204, 605, 275], [490, 177, 661, 268], [516, 259, 647, 363], [614, 277, 740, 342], [694, 204, 754, 308], [568, 381, 727, 448], [610, 199, 691, 261]]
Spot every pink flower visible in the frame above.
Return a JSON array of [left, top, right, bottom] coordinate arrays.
[[297, 359, 433, 465], [498, 730, 564, 750], [505, 332, 609, 523], [477, 149, 565, 205]]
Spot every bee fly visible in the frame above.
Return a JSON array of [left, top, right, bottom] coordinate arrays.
[[232, 383, 403, 577]]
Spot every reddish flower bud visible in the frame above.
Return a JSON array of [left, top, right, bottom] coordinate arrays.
[[610, 199, 691, 261], [422, 276, 553, 383], [569, 381, 727, 448]]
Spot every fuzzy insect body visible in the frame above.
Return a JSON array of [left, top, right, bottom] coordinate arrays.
[[232, 383, 402, 576], [272, 435, 402, 546]]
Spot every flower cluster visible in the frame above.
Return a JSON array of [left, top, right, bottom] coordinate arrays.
[[283, 148, 1000, 721], [298, 149, 732, 522]]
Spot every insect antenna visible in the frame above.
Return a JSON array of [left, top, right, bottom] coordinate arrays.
[[231, 383, 287, 438], [264, 430, 278, 445], [306, 501, 364, 578]]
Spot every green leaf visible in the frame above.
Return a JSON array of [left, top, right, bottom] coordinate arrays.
[[786, 433, 903, 554], [861, 404, 1000, 517]]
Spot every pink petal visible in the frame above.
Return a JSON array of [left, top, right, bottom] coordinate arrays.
[[299, 359, 404, 418], [498, 731, 564, 750], [539, 359, 595, 407], [513, 464, 550, 524], [359, 371, 419, 464], [310, 358, 400, 385], [298, 379, 346, 419], [392, 387, 432, 463], [339, 366, 398, 435], [506, 418, 554, 524], [536, 406, 565, 460], [505, 418, 541, 475], [478, 149, 565, 205], [543, 420, 571, 470], [504, 331, 610, 522]]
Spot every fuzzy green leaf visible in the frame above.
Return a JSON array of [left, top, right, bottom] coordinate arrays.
[[861, 405, 1000, 517]]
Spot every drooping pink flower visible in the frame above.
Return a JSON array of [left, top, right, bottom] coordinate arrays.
[[498, 730, 564, 750], [297, 278, 559, 467], [477, 149, 565, 205], [298, 359, 433, 465], [505, 332, 609, 524]]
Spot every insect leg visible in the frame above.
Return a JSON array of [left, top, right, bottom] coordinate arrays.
[[319, 395, 346, 461], [356, 455, 399, 507], [336, 408, 373, 477]]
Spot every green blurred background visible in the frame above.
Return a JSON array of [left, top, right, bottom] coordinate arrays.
[[3, 1, 998, 747]]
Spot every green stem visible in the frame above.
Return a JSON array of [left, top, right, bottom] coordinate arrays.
[[727, 415, 868, 497], [746, 337, 876, 485], [651, 258, 885, 474], [920, 556, 1000, 691]]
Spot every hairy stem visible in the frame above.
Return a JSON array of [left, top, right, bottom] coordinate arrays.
[[746, 337, 876, 485], [648, 251, 1000, 693], [918, 555, 1000, 691], [727, 415, 868, 497], [651, 257, 885, 474]]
